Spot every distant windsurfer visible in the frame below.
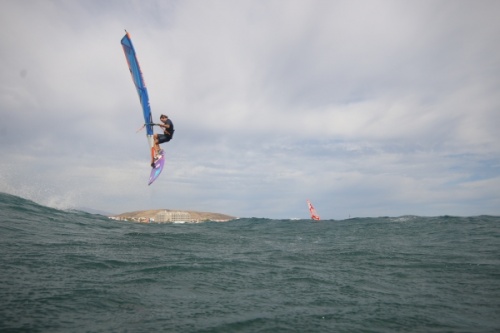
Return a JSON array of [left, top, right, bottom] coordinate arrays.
[[151, 114, 174, 167]]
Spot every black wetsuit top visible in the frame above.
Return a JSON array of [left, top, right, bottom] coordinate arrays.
[[164, 119, 174, 137]]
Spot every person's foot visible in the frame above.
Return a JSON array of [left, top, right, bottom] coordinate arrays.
[[151, 162, 155, 168]]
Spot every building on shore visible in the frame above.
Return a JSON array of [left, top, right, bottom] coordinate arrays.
[[155, 210, 194, 223]]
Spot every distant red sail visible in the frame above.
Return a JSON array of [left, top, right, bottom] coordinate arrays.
[[307, 200, 320, 220]]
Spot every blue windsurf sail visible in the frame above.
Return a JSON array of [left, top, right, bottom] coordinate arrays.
[[121, 31, 165, 185], [121, 31, 154, 138]]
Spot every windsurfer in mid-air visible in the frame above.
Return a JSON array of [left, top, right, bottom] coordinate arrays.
[[151, 114, 174, 167]]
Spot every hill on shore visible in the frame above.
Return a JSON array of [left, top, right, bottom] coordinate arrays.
[[113, 209, 236, 222]]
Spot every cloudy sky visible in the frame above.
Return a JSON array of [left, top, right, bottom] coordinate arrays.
[[1, 0, 499, 219]]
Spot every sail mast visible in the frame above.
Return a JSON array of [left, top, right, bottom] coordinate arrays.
[[120, 31, 155, 159]]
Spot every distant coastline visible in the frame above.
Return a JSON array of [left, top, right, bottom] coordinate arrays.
[[109, 209, 236, 223]]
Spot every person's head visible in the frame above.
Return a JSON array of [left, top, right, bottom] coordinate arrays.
[[160, 114, 168, 122]]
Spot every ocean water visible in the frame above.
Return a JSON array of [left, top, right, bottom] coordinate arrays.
[[1, 192, 499, 332]]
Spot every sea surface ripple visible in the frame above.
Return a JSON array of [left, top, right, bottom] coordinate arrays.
[[1, 193, 499, 332]]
